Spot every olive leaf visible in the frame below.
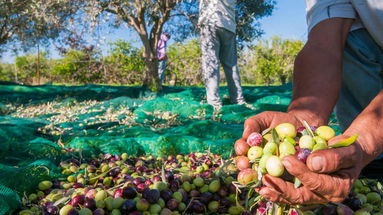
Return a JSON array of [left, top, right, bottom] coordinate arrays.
[[294, 177, 302, 188], [302, 120, 315, 137], [330, 134, 359, 148], [271, 128, 280, 144], [262, 127, 272, 136], [271, 128, 280, 156]]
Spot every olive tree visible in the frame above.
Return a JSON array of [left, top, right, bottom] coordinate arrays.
[[0, 0, 80, 53]]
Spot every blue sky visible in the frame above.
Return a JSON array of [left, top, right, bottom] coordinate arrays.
[[0, 0, 307, 63]]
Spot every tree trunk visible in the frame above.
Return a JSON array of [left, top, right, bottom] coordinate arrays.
[[143, 56, 161, 92], [36, 44, 41, 85]]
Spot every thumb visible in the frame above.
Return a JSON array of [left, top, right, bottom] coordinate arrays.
[[242, 112, 274, 138], [306, 135, 359, 174]]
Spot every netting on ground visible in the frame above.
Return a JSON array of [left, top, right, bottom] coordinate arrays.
[[0, 83, 340, 214]]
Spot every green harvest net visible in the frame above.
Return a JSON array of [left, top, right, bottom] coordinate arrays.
[[0, 83, 341, 214]]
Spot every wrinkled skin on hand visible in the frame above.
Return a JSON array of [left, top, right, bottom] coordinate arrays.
[[239, 111, 367, 204], [258, 136, 364, 204]]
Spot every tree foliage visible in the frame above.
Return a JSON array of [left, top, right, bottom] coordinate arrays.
[[166, 39, 202, 85], [0, 0, 80, 54], [2, 37, 303, 86], [240, 36, 304, 85], [15, 52, 50, 83], [104, 40, 145, 85], [51, 50, 103, 84]]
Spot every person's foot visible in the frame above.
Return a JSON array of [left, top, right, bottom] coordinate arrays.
[[236, 101, 257, 110], [213, 104, 222, 112], [237, 100, 247, 105]]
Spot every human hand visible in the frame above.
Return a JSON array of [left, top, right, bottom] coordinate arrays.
[[235, 111, 321, 157], [236, 111, 321, 148], [257, 134, 367, 204]]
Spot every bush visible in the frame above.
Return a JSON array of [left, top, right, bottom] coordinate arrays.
[[0, 37, 304, 86], [103, 40, 145, 85], [51, 49, 103, 84], [15, 52, 50, 84], [166, 39, 202, 86]]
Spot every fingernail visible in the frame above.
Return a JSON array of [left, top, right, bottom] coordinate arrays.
[[259, 189, 267, 195], [282, 160, 292, 169], [310, 156, 324, 172]]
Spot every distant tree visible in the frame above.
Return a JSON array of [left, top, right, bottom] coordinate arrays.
[[240, 36, 304, 85], [84, 0, 275, 91], [53, 50, 104, 84], [166, 39, 202, 85], [15, 52, 50, 84], [0, 63, 15, 82], [104, 40, 145, 85]]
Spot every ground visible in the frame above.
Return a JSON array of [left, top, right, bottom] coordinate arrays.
[[0, 83, 339, 213]]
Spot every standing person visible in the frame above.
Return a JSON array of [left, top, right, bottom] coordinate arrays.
[[199, 0, 246, 110], [237, 0, 383, 204], [157, 32, 171, 85]]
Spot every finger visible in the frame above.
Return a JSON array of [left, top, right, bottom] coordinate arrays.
[[283, 156, 353, 200], [282, 156, 321, 189], [243, 116, 262, 138], [258, 187, 292, 204], [242, 112, 271, 138], [262, 175, 327, 204], [306, 142, 359, 174]]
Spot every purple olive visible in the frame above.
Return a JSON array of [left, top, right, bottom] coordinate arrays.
[[169, 181, 179, 192], [217, 207, 228, 213], [83, 197, 96, 210], [122, 186, 137, 199], [121, 199, 136, 212], [229, 184, 236, 194], [200, 192, 213, 204], [93, 208, 105, 215], [67, 208, 79, 215], [191, 201, 205, 213], [70, 195, 85, 206], [128, 212, 143, 215], [72, 183, 84, 189], [321, 205, 337, 215], [296, 148, 312, 163], [220, 198, 231, 207], [135, 166, 145, 173], [166, 199, 179, 210], [146, 189, 161, 204], [108, 168, 121, 177], [160, 190, 172, 202], [212, 194, 220, 201], [46, 205, 58, 215], [190, 190, 200, 198], [165, 172, 174, 181], [218, 187, 228, 197]]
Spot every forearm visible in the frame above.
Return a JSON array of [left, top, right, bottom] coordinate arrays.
[[344, 90, 383, 164], [287, 18, 354, 126], [288, 44, 342, 125]]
